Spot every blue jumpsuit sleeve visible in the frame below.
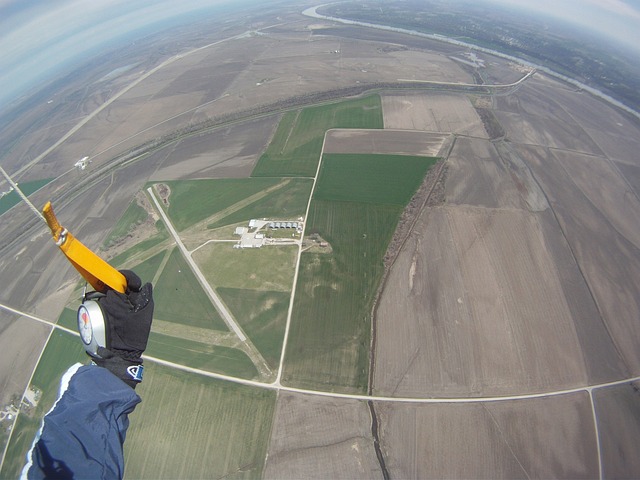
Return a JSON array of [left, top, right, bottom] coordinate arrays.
[[22, 363, 141, 480]]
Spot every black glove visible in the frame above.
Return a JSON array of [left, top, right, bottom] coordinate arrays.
[[90, 270, 154, 389]]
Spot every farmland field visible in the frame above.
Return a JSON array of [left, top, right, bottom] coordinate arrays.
[[517, 143, 640, 373], [381, 93, 487, 136], [593, 382, 640, 478], [160, 178, 282, 231], [107, 221, 169, 268], [145, 333, 259, 378], [193, 243, 298, 292], [207, 178, 312, 229], [153, 248, 228, 331], [251, 95, 383, 177], [282, 151, 437, 392], [103, 198, 148, 248], [376, 392, 598, 478], [123, 362, 275, 479], [323, 129, 448, 157], [218, 288, 289, 371], [57, 307, 78, 331], [0, 178, 53, 216], [283, 200, 400, 392], [264, 392, 381, 479], [374, 206, 593, 396], [315, 154, 437, 205]]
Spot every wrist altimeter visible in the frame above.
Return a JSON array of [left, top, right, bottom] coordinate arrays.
[[76, 285, 145, 388], [77, 288, 107, 356]]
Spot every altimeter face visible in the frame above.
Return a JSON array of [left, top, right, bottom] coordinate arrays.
[[78, 305, 93, 345]]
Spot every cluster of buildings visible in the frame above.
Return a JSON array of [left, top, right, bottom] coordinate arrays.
[[268, 221, 299, 230], [233, 218, 304, 249]]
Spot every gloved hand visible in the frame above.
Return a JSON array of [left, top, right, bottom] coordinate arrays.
[[90, 270, 154, 389]]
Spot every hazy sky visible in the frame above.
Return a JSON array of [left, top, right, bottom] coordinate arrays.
[[0, 0, 236, 108], [1, 0, 639, 109], [485, 0, 640, 50]]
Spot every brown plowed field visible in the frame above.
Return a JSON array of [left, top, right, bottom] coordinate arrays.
[[374, 206, 590, 397], [517, 144, 640, 374], [444, 136, 548, 210], [263, 392, 382, 479], [593, 382, 640, 478], [381, 93, 488, 137], [323, 129, 447, 157], [376, 392, 598, 479], [149, 116, 279, 180], [0, 315, 50, 406]]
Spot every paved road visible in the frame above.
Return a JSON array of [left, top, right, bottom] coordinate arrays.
[[147, 187, 247, 342], [397, 68, 536, 88], [3, 299, 638, 405], [275, 133, 328, 385], [6, 298, 639, 479]]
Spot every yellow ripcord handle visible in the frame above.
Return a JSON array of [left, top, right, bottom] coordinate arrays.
[[42, 202, 127, 293]]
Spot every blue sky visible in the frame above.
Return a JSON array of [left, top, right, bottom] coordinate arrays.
[[1, 0, 639, 109]]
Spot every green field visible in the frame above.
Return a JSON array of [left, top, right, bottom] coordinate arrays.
[[1, 337, 272, 478], [315, 154, 437, 205], [145, 333, 259, 378], [127, 250, 167, 286], [153, 248, 228, 331], [283, 153, 437, 392], [107, 220, 169, 268], [103, 198, 148, 248], [57, 307, 78, 331], [159, 178, 281, 231], [207, 178, 313, 229], [0, 178, 53, 216], [193, 243, 297, 292], [218, 288, 289, 370], [123, 362, 275, 479], [1, 331, 86, 479], [251, 95, 383, 177], [283, 201, 401, 392]]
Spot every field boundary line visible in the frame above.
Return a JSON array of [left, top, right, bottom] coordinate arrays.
[[397, 69, 536, 89], [588, 390, 604, 480], [280, 110, 301, 155], [0, 305, 58, 471], [368, 137, 454, 396], [151, 248, 173, 286], [3, 301, 640, 404], [481, 404, 531, 479], [274, 129, 328, 385], [144, 350, 640, 405]]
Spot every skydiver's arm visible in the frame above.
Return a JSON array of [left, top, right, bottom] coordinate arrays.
[[22, 363, 140, 480]]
